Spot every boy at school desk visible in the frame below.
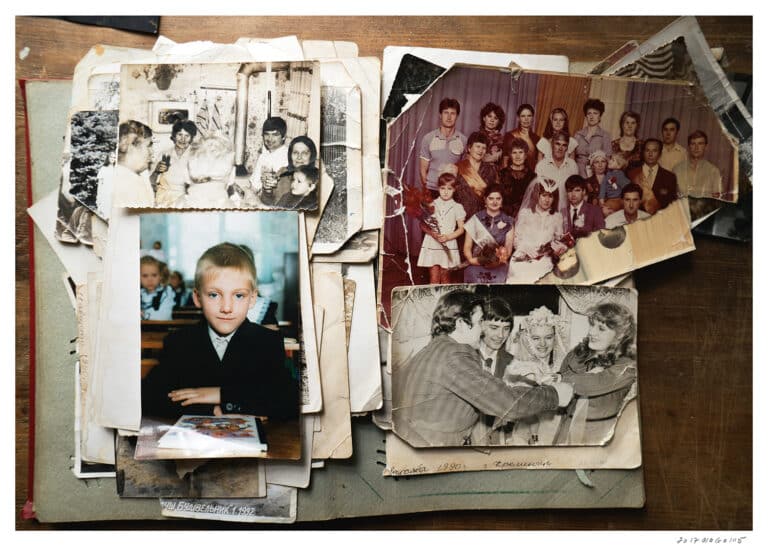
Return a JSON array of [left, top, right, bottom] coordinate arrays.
[[141, 242, 299, 421]]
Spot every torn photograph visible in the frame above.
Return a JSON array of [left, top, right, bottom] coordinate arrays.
[[115, 61, 320, 210], [310, 61, 363, 255], [390, 284, 638, 448], [600, 16, 752, 188], [597, 20, 753, 230], [159, 483, 296, 524], [74, 362, 116, 478], [310, 229, 379, 263], [380, 64, 734, 321], [68, 110, 118, 221], [137, 211, 301, 459], [116, 434, 265, 498]]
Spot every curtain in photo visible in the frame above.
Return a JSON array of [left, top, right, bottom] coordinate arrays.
[[625, 81, 734, 191], [533, 73, 590, 139]]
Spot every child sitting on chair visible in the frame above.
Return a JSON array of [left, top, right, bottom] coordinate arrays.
[[141, 242, 299, 420], [140, 255, 175, 320]]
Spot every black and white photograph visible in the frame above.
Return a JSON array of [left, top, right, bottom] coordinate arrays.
[[116, 434, 265, 498], [380, 64, 735, 318], [67, 110, 119, 220], [390, 284, 638, 448], [53, 150, 95, 247], [114, 61, 320, 210], [312, 84, 358, 251], [309, 62, 365, 254]]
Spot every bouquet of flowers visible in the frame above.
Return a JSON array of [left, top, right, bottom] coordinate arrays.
[[404, 185, 450, 256], [531, 231, 576, 261]]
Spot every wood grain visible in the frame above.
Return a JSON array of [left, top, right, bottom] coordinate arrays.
[[15, 15, 752, 530]]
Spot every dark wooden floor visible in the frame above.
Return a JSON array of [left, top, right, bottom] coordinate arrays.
[[15, 15, 752, 530]]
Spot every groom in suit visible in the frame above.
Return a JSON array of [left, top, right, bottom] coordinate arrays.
[[563, 174, 605, 238], [475, 297, 517, 444], [478, 298, 516, 378]]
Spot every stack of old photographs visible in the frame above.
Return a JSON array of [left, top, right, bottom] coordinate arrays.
[[28, 36, 385, 523], [25, 17, 749, 524]]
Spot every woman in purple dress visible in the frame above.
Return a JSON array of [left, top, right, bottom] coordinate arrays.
[[462, 184, 515, 283]]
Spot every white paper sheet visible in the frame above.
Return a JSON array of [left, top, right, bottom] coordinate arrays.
[[27, 191, 103, 287]]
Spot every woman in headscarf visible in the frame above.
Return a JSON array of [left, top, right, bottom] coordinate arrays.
[[270, 135, 318, 206]]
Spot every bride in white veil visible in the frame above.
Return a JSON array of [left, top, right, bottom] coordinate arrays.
[[502, 306, 569, 445], [506, 176, 569, 283]]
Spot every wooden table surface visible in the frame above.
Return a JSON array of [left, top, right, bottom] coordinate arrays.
[[15, 16, 752, 530]]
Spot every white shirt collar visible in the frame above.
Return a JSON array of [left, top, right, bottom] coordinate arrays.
[[479, 340, 496, 358], [208, 326, 236, 360], [643, 163, 659, 176]]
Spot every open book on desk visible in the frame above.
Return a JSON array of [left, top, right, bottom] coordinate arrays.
[[151, 415, 267, 456]]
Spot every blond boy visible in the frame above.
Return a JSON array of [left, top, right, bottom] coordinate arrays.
[[141, 243, 298, 419]]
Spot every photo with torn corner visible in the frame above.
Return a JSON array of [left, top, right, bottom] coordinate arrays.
[[116, 434, 266, 498], [68, 110, 119, 221], [311, 80, 363, 254], [390, 284, 638, 448], [380, 64, 735, 322], [159, 483, 296, 524], [115, 61, 320, 210], [138, 211, 301, 459]]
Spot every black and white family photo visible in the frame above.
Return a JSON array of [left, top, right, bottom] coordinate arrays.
[[113, 61, 320, 211]]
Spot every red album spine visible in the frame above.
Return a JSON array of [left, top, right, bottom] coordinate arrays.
[[19, 79, 37, 521]]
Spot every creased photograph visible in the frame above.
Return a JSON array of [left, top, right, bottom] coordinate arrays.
[[115, 61, 320, 210], [380, 64, 733, 323], [310, 61, 363, 254], [390, 284, 638, 448]]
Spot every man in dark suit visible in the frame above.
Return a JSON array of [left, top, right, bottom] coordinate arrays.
[[475, 297, 517, 444], [627, 138, 679, 214], [563, 174, 605, 238], [478, 297, 515, 379]]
